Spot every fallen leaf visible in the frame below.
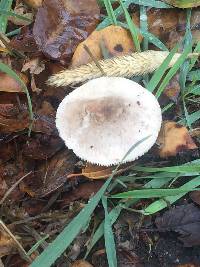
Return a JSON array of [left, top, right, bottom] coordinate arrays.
[[155, 203, 200, 247], [22, 57, 45, 75], [24, 0, 43, 8], [33, 0, 100, 63], [190, 191, 200, 206], [81, 162, 133, 180], [70, 260, 93, 267], [0, 227, 17, 257], [24, 149, 78, 197], [10, 26, 38, 53], [0, 72, 29, 93], [61, 181, 104, 206], [22, 134, 63, 160], [71, 25, 141, 67], [0, 103, 29, 133], [157, 121, 197, 158], [164, 74, 180, 103]]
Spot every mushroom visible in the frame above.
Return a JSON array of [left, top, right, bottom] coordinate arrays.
[[56, 77, 162, 166]]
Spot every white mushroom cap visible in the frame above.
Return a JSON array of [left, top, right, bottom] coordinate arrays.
[[56, 77, 162, 166]]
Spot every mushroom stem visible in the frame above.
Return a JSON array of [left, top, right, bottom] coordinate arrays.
[[48, 50, 198, 87]]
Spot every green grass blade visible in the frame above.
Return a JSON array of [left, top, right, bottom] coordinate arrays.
[[102, 197, 117, 267], [119, 0, 141, 52], [0, 0, 13, 33], [102, 0, 117, 25], [0, 9, 32, 22], [140, 6, 148, 51], [147, 44, 179, 92], [85, 205, 121, 259], [179, 110, 200, 125], [119, 21, 168, 51], [155, 43, 192, 98], [133, 165, 200, 173], [31, 137, 149, 267], [143, 175, 200, 215], [97, 0, 172, 30], [179, 10, 192, 92], [111, 188, 198, 199], [30, 176, 113, 267], [0, 62, 33, 123]]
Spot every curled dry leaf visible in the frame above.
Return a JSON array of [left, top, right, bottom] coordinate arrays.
[[24, 0, 43, 8], [157, 121, 197, 158], [81, 162, 133, 180], [71, 25, 141, 67], [70, 260, 93, 267], [0, 72, 29, 93], [22, 57, 45, 93], [33, 0, 100, 63]]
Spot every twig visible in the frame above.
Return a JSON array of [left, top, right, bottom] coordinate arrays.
[[0, 220, 32, 263], [83, 44, 106, 76], [0, 171, 32, 205]]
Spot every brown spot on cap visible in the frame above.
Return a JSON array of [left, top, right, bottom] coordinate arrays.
[[114, 44, 123, 52]]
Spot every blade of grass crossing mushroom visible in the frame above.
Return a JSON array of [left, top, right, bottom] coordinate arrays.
[[0, 0, 12, 33], [147, 44, 179, 93], [97, 0, 172, 30], [119, 0, 141, 52], [102, 0, 117, 25], [155, 43, 193, 98], [102, 196, 117, 267], [0, 62, 34, 135], [30, 137, 150, 267], [143, 175, 200, 215]]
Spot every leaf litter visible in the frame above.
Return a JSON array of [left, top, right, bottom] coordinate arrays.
[[0, 0, 200, 267]]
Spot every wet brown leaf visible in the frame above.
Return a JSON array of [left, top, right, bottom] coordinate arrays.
[[22, 134, 63, 160], [0, 103, 29, 133], [26, 149, 78, 197], [33, 0, 100, 63], [156, 203, 200, 247], [10, 26, 38, 53], [71, 25, 141, 67], [70, 260, 93, 267], [61, 181, 104, 206], [157, 121, 197, 158], [0, 72, 29, 93]]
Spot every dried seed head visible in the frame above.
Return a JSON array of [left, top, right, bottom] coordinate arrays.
[[56, 77, 162, 166]]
